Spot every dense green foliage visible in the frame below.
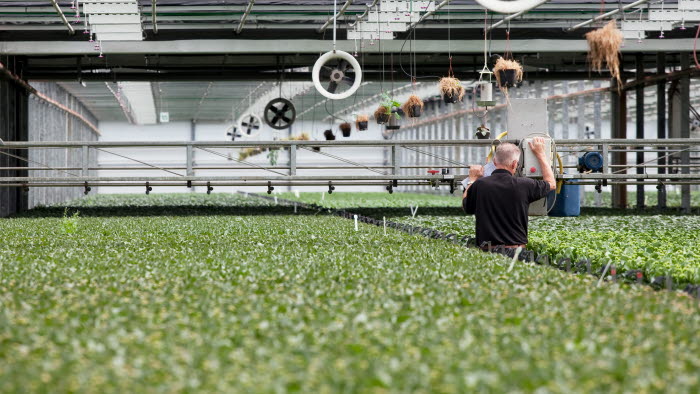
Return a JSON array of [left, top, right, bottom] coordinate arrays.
[[274, 191, 461, 209], [280, 192, 700, 284], [1, 194, 699, 392], [581, 190, 700, 208]]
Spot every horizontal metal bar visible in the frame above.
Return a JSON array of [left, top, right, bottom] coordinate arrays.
[[3, 139, 700, 149], [4, 38, 700, 56], [0, 175, 461, 182]]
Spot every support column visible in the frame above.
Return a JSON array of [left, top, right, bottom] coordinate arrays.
[[0, 56, 29, 217], [189, 119, 196, 192], [635, 54, 645, 208], [657, 52, 667, 209], [593, 80, 603, 207], [611, 75, 627, 209], [680, 53, 691, 213]]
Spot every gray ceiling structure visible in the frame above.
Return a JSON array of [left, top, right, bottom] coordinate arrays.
[[0, 0, 696, 122]]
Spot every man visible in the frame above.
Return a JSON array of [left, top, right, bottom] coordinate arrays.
[[462, 137, 556, 250]]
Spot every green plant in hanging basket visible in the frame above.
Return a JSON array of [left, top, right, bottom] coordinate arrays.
[[380, 93, 402, 119]]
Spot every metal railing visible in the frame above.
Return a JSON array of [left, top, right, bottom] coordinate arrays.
[[1, 139, 700, 189]]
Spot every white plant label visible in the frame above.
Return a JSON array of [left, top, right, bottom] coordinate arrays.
[[354, 215, 358, 231], [410, 205, 419, 218]]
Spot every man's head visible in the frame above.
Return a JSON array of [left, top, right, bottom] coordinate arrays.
[[493, 142, 521, 174]]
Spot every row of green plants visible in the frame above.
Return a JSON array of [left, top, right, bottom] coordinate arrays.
[[278, 192, 700, 285], [1, 193, 699, 392]]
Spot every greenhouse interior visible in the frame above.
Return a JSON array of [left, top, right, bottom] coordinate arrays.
[[1, 0, 700, 391]]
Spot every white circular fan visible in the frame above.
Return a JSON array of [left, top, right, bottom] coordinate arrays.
[[312, 50, 363, 100], [237, 113, 262, 138], [474, 0, 548, 14]]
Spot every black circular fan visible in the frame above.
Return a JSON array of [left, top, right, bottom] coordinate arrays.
[[264, 98, 296, 130]]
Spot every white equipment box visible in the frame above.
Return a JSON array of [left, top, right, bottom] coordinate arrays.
[[521, 136, 552, 178], [506, 99, 552, 216]]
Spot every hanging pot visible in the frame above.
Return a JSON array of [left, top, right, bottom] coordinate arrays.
[[386, 114, 401, 130], [357, 121, 368, 131], [339, 122, 352, 137], [408, 105, 422, 118], [376, 113, 390, 124], [498, 69, 517, 88], [324, 129, 336, 140], [442, 93, 458, 104]]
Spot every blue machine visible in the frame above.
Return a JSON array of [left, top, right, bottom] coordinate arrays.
[[577, 151, 604, 173], [548, 181, 581, 217]]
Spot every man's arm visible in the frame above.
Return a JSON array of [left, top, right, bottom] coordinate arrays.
[[528, 137, 556, 191], [462, 165, 484, 199], [462, 165, 484, 214]]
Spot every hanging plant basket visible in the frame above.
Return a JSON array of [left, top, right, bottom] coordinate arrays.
[[340, 122, 352, 137], [585, 20, 623, 88], [403, 95, 424, 118], [374, 106, 390, 124], [439, 77, 465, 104], [493, 58, 523, 89], [324, 129, 336, 140], [355, 114, 369, 131], [386, 107, 402, 130]]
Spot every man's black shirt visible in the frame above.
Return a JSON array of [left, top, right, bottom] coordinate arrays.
[[462, 169, 551, 246]]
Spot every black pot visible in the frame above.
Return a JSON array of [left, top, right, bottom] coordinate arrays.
[[357, 121, 368, 131], [324, 129, 336, 140], [341, 128, 351, 137], [443, 93, 458, 104], [498, 69, 517, 88], [408, 105, 422, 118], [376, 113, 390, 124], [386, 115, 401, 130]]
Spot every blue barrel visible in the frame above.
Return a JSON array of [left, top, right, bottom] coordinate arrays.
[[548, 181, 580, 217]]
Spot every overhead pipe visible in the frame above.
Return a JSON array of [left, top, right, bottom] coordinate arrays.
[[408, 0, 451, 31], [152, 0, 158, 34], [318, 0, 353, 33], [567, 0, 649, 31], [485, 0, 548, 32], [49, 0, 75, 35], [349, 0, 379, 28], [235, 0, 256, 34]]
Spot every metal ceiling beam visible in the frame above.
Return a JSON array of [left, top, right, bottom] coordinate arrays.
[[318, 0, 353, 33], [49, 0, 75, 35], [235, 0, 256, 34], [4, 38, 699, 55]]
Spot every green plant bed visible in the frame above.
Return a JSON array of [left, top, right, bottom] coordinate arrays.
[[1, 194, 699, 391], [276, 192, 700, 285], [273, 191, 461, 208], [582, 190, 700, 208]]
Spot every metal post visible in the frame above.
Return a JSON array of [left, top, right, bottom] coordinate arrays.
[[562, 81, 570, 139], [290, 144, 297, 175], [594, 80, 603, 207], [186, 144, 193, 176], [636, 54, 645, 208], [391, 144, 400, 175], [611, 75, 628, 209], [81, 145, 89, 177], [188, 120, 195, 191], [657, 52, 667, 209], [680, 53, 691, 213]]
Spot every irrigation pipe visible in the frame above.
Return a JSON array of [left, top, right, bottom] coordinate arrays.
[[567, 0, 650, 31]]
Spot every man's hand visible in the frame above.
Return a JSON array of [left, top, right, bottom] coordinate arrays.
[[528, 137, 556, 191], [463, 164, 484, 198], [468, 164, 484, 181], [528, 136, 548, 158]]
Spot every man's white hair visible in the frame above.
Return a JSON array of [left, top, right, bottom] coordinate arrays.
[[494, 142, 521, 167]]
